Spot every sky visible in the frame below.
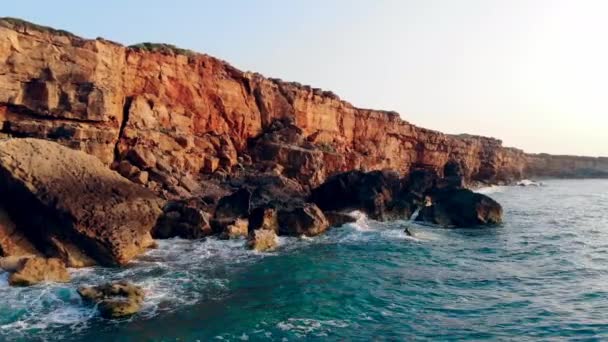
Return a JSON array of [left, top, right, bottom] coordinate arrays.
[[4, 0, 607, 156]]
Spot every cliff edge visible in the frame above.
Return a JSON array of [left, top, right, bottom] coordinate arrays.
[[0, 18, 605, 197]]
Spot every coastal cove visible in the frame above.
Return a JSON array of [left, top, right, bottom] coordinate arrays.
[[1, 179, 607, 340]]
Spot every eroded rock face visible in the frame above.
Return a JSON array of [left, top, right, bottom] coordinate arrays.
[[277, 204, 330, 237], [7, 257, 70, 286], [0, 17, 544, 198], [310, 170, 415, 221], [152, 200, 212, 239], [0, 138, 164, 266]]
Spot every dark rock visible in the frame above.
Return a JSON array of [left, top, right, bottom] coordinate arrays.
[[417, 188, 503, 227], [324, 211, 357, 227], [215, 188, 252, 220], [277, 203, 329, 236], [310, 170, 406, 221], [248, 206, 279, 233], [153, 200, 212, 239]]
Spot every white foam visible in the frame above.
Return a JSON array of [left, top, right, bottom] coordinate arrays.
[[476, 185, 506, 194]]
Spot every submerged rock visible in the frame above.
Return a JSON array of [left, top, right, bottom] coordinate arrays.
[[7, 257, 70, 287], [0, 139, 164, 266], [277, 204, 329, 237], [78, 281, 145, 319], [248, 229, 279, 252], [418, 188, 503, 227]]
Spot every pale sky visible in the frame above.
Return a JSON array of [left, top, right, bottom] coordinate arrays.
[[4, 0, 607, 156]]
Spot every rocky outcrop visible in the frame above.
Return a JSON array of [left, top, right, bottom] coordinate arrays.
[[0, 138, 163, 266], [417, 188, 503, 227], [78, 281, 145, 319], [277, 204, 330, 237], [152, 200, 212, 239], [5, 256, 70, 286], [526, 154, 608, 179]]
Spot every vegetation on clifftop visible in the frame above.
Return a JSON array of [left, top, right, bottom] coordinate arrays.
[[0, 17, 76, 38], [128, 42, 197, 57]]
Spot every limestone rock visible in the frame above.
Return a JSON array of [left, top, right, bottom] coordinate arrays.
[[7, 257, 70, 286], [78, 281, 145, 319], [0, 138, 164, 266]]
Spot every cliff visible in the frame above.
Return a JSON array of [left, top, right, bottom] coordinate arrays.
[[0, 18, 604, 196]]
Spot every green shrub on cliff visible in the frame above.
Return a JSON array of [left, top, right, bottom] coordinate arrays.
[[129, 42, 196, 57]]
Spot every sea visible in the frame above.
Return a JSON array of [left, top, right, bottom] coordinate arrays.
[[1, 179, 607, 341]]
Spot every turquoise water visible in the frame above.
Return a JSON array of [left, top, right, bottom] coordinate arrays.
[[1, 179, 608, 341]]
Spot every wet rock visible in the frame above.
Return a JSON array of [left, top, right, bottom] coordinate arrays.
[[78, 281, 145, 319], [324, 211, 357, 227], [310, 170, 406, 221], [0, 139, 164, 266], [220, 218, 249, 239], [248, 206, 279, 233], [7, 257, 70, 286], [248, 229, 278, 252], [417, 188, 503, 227], [153, 200, 212, 239], [277, 203, 329, 237]]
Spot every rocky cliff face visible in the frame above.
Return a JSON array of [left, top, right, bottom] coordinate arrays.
[[0, 18, 604, 197]]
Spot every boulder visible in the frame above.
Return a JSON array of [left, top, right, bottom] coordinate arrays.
[[277, 204, 329, 237], [417, 188, 503, 227], [248, 229, 278, 252], [0, 139, 164, 266], [78, 281, 145, 319], [153, 200, 212, 239], [7, 257, 70, 286]]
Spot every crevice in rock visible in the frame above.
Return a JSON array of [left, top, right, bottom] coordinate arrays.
[[1, 103, 105, 124], [114, 96, 133, 163]]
